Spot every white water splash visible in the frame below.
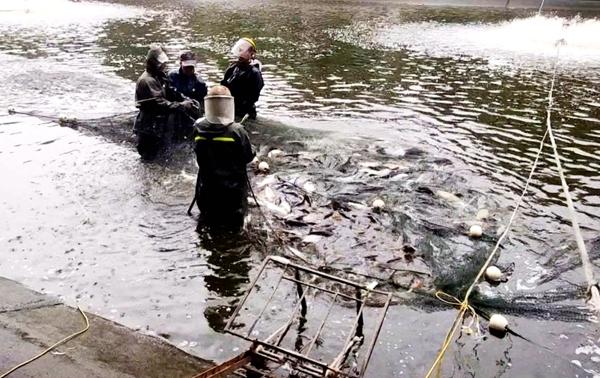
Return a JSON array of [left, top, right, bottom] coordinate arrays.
[[0, 0, 146, 26], [348, 15, 600, 66]]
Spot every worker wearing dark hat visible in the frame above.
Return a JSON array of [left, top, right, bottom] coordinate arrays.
[[168, 51, 208, 140], [193, 85, 255, 232], [221, 38, 264, 120], [134, 44, 196, 159]]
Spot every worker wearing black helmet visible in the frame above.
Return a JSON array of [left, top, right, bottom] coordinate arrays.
[[221, 38, 264, 120]]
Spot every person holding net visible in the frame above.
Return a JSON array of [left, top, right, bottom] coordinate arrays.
[[133, 45, 197, 159], [168, 50, 207, 141]]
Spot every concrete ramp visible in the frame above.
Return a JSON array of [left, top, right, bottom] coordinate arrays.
[[0, 277, 213, 378]]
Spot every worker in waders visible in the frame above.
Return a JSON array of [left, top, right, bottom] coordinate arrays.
[[221, 38, 264, 120], [168, 51, 207, 141], [193, 85, 255, 232], [133, 45, 196, 160]]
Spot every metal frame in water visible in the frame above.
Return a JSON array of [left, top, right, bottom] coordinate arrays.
[[196, 255, 393, 377]]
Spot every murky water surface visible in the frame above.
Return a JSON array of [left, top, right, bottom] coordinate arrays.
[[1, 0, 600, 376]]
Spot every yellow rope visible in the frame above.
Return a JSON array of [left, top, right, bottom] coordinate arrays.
[[435, 292, 481, 336], [0, 306, 90, 378], [423, 32, 600, 376], [425, 124, 549, 377], [424, 293, 482, 378], [424, 51, 556, 377]]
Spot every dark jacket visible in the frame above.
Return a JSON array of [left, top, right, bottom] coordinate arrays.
[[167, 68, 207, 140], [167, 68, 208, 104], [133, 67, 182, 138], [194, 119, 255, 227], [221, 62, 264, 118]]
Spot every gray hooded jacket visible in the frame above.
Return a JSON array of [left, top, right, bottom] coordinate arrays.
[[133, 45, 183, 137]]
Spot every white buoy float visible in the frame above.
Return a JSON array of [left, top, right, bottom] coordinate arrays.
[[476, 209, 489, 220], [371, 198, 385, 211], [468, 224, 483, 238], [488, 314, 508, 337], [267, 149, 284, 159], [302, 181, 316, 193], [485, 266, 503, 283], [258, 161, 270, 173]]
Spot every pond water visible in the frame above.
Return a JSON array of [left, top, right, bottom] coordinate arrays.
[[0, 0, 599, 376]]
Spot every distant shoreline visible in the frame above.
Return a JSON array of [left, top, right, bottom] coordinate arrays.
[[323, 0, 600, 11]]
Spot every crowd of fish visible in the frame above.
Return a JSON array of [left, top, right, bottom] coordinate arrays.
[[57, 113, 594, 322], [241, 121, 596, 323]]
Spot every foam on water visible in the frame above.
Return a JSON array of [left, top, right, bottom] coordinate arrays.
[[342, 15, 600, 67], [0, 0, 146, 26], [0, 0, 148, 118], [0, 52, 135, 118]]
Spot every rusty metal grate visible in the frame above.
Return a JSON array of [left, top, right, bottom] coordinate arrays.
[[196, 255, 392, 378]]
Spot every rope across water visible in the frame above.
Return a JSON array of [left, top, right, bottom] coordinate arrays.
[[425, 37, 599, 377], [543, 44, 600, 311], [425, 122, 549, 378]]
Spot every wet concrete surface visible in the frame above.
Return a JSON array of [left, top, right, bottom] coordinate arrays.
[[0, 277, 213, 378]]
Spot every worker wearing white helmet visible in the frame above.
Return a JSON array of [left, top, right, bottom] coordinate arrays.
[[221, 38, 264, 120]]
